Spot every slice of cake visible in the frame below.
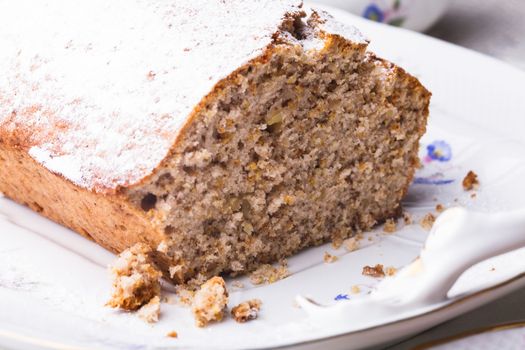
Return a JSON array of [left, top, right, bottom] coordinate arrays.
[[0, 0, 430, 284]]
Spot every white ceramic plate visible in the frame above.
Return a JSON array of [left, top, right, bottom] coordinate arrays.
[[1, 6, 525, 350], [425, 323, 525, 350]]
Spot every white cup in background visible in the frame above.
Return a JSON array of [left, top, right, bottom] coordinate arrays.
[[310, 0, 453, 32]]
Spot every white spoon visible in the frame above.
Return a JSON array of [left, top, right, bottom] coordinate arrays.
[[296, 207, 525, 324]]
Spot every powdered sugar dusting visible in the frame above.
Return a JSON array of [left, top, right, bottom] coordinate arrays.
[[28, 146, 84, 185], [296, 9, 367, 52], [313, 9, 368, 44], [0, 0, 303, 191], [0, 1, 368, 192]]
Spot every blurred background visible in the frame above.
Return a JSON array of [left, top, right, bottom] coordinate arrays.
[[312, 0, 525, 71]]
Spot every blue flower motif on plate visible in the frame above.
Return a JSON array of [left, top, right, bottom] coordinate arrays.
[[334, 294, 350, 301], [425, 140, 452, 163], [413, 176, 454, 185], [363, 4, 385, 22]]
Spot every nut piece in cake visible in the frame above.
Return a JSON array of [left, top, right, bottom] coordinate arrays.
[[231, 299, 262, 323], [106, 243, 162, 311], [420, 213, 436, 231], [462, 170, 480, 191], [249, 264, 290, 285], [137, 296, 161, 323], [191, 276, 229, 327], [362, 264, 385, 278]]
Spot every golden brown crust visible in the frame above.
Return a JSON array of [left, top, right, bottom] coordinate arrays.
[[0, 143, 166, 253]]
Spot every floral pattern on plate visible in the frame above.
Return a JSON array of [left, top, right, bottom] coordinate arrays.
[[363, 0, 406, 27]]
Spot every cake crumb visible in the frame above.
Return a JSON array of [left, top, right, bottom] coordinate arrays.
[[420, 213, 436, 231], [344, 237, 359, 252], [191, 276, 229, 327], [462, 170, 479, 191], [137, 296, 160, 323], [106, 243, 161, 311], [470, 192, 477, 199], [166, 331, 178, 338], [331, 236, 343, 249], [362, 264, 385, 278], [231, 299, 262, 323], [385, 266, 397, 276], [231, 280, 245, 289], [156, 241, 168, 253], [323, 252, 338, 263], [435, 204, 445, 213], [351, 285, 361, 294], [403, 212, 413, 225], [176, 286, 196, 306], [250, 264, 290, 285], [383, 218, 397, 233]]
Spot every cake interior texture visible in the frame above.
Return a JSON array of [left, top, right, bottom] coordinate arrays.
[[0, 4, 430, 286], [124, 15, 430, 284]]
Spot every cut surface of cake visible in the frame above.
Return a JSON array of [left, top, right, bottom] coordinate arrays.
[[0, 0, 430, 284]]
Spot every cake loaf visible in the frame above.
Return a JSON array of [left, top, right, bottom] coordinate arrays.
[[0, 0, 430, 284]]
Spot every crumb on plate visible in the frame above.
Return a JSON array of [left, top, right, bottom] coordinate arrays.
[[385, 266, 397, 276], [166, 331, 178, 338], [106, 243, 161, 311], [137, 296, 161, 323], [462, 170, 479, 191], [231, 280, 245, 289], [351, 285, 361, 294], [383, 218, 397, 233], [420, 212, 436, 231], [344, 237, 359, 252], [435, 203, 445, 213], [175, 286, 195, 306], [231, 299, 262, 323], [191, 276, 229, 327], [323, 252, 338, 263], [362, 264, 385, 278], [403, 212, 413, 225]]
